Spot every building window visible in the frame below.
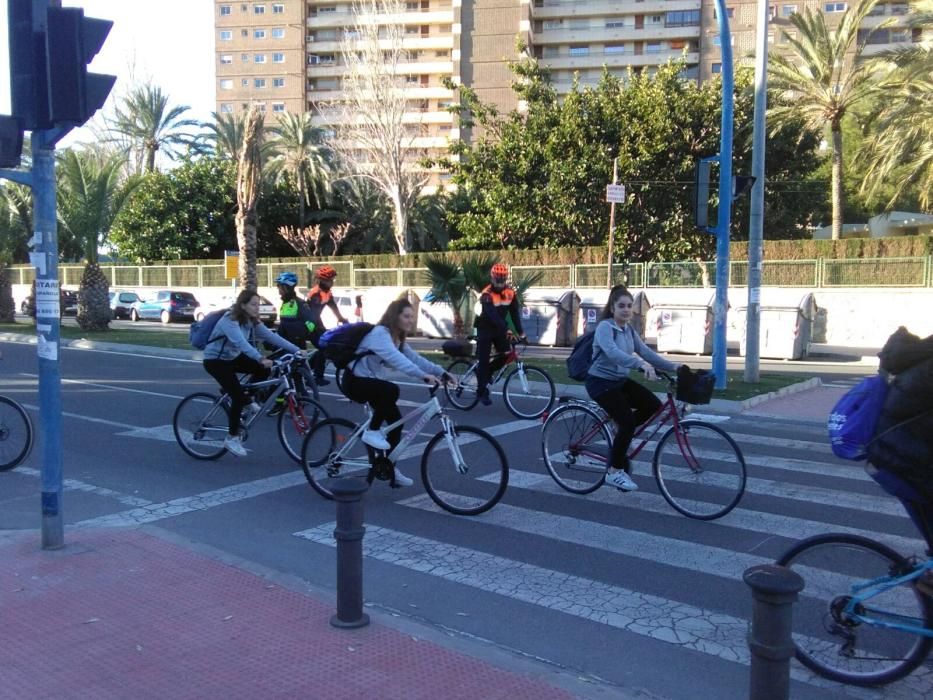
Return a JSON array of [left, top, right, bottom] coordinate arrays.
[[254, 29, 266, 39], [255, 54, 266, 63], [405, 25, 419, 34], [319, 6, 337, 12], [406, 1, 419, 9], [220, 54, 233, 64], [220, 30, 232, 41], [273, 77, 285, 87], [824, 2, 846, 11], [220, 5, 232, 16], [605, 19, 626, 29], [272, 27, 285, 38], [241, 78, 249, 86], [569, 45, 590, 56], [241, 29, 248, 36], [665, 10, 700, 27], [712, 34, 721, 46], [241, 53, 249, 62], [543, 46, 560, 57], [220, 103, 233, 113], [711, 63, 722, 74], [605, 44, 625, 54], [568, 19, 589, 30], [254, 4, 265, 14], [405, 75, 419, 83], [273, 52, 285, 63], [272, 3, 285, 13], [645, 41, 662, 53], [255, 78, 267, 88], [220, 79, 233, 90], [543, 20, 563, 29], [781, 5, 797, 17], [648, 15, 662, 24], [272, 103, 286, 112], [713, 7, 735, 19]]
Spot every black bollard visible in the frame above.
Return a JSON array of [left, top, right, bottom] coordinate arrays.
[[329, 478, 370, 629], [743, 564, 805, 700]]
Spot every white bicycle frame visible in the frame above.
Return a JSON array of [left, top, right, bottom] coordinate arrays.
[[328, 394, 469, 474]]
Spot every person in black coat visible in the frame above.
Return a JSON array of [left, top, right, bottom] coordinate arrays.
[[867, 327, 933, 551]]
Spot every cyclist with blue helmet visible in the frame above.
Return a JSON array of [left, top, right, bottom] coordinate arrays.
[[275, 271, 316, 347]]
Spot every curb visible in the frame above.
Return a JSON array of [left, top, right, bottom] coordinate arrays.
[[0, 332, 202, 361]]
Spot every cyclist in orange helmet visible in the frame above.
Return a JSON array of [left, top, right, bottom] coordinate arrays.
[[306, 265, 348, 386], [475, 263, 525, 405]]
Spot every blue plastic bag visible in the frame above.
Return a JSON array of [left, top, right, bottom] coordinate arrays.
[[827, 375, 889, 461]]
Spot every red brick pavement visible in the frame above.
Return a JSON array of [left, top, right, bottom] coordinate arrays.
[[0, 529, 621, 700], [740, 383, 849, 423]]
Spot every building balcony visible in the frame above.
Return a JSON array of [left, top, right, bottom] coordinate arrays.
[[307, 9, 454, 30], [542, 50, 698, 71], [532, 25, 700, 45], [531, 0, 700, 20], [307, 35, 455, 52], [307, 60, 454, 78], [309, 85, 455, 102]]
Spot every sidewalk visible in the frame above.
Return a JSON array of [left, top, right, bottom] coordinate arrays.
[[0, 528, 637, 700]]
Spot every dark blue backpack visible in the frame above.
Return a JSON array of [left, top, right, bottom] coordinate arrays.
[[566, 325, 618, 382], [189, 309, 227, 351], [828, 375, 890, 460], [319, 322, 375, 369]]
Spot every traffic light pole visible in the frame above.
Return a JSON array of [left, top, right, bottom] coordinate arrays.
[[31, 130, 65, 549]]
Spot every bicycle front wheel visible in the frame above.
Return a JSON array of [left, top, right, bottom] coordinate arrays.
[[444, 359, 479, 410], [421, 425, 508, 516], [277, 396, 329, 463], [173, 393, 229, 460], [503, 365, 555, 420], [301, 418, 371, 499], [0, 396, 33, 471], [541, 403, 611, 494], [776, 534, 933, 686], [652, 420, 746, 520]]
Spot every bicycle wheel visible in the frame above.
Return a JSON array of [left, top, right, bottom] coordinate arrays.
[[541, 403, 611, 494], [173, 393, 229, 460], [652, 420, 746, 520], [277, 396, 329, 463], [444, 359, 479, 411], [421, 425, 508, 516], [0, 396, 33, 471], [502, 365, 555, 420], [300, 417, 371, 499], [776, 534, 933, 686]]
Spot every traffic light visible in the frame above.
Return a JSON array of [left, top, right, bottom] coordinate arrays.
[[45, 6, 116, 127], [7, 0, 50, 132], [0, 117, 25, 168]]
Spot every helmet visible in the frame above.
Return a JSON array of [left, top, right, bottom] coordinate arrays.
[[316, 265, 337, 281], [275, 271, 299, 287], [491, 263, 509, 280]]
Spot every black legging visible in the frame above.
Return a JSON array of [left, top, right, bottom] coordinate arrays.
[[204, 355, 269, 436], [587, 379, 661, 472], [476, 328, 510, 395], [342, 374, 403, 449], [309, 328, 327, 381]]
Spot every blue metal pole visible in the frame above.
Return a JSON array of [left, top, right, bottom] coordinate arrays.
[[712, 0, 735, 391], [32, 131, 65, 549]]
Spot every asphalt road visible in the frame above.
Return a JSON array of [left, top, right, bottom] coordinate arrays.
[[1, 340, 923, 699]]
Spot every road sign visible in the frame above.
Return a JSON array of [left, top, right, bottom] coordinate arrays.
[[606, 184, 626, 203], [224, 251, 239, 280]]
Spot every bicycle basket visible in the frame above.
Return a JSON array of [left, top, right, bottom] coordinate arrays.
[[442, 339, 474, 358], [676, 368, 715, 405]]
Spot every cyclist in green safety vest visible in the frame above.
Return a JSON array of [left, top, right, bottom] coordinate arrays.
[[270, 272, 318, 412]]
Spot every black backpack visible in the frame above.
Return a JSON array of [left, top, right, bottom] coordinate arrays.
[[566, 325, 618, 382], [319, 322, 375, 369]]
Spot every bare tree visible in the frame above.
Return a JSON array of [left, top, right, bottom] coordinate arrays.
[[277, 224, 325, 257], [324, 0, 428, 255], [236, 106, 265, 289], [329, 222, 351, 255]]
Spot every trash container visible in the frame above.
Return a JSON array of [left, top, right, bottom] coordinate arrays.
[[361, 287, 420, 331], [520, 289, 579, 346], [654, 294, 715, 355], [738, 292, 817, 360], [416, 289, 476, 339], [577, 291, 649, 337]]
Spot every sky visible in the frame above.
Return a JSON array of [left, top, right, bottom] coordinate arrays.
[[1, 0, 216, 148]]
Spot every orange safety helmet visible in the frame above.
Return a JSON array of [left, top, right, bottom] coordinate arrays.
[[490, 263, 509, 280], [316, 265, 337, 281]]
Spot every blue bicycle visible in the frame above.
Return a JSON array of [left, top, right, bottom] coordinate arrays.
[[776, 533, 933, 685]]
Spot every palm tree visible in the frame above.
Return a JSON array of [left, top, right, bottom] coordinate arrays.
[[56, 149, 140, 330], [108, 83, 200, 172], [236, 106, 265, 289], [267, 111, 332, 230], [425, 253, 497, 339], [859, 0, 933, 209], [201, 110, 249, 160], [768, 0, 887, 239]]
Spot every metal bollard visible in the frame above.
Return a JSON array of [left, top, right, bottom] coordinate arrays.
[[329, 478, 370, 629], [743, 564, 805, 700]]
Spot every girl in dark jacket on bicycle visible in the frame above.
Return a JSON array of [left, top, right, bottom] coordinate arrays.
[[203, 288, 301, 457], [586, 285, 684, 492]]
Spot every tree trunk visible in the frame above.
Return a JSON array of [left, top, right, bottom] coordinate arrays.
[[236, 106, 265, 289], [0, 266, 15, 323], [297, 168, 306, 231], [236, 211, 259, 289], [391, 188, 410, 255], [830, 125, 844, 241], [76, 262, 111, 331]]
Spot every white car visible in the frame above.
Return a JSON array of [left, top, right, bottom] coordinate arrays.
[[195, 295, 278, 327]]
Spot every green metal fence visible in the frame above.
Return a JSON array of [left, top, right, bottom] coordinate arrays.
[[8, 256, 933, 290]]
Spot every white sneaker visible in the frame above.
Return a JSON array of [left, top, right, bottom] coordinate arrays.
[[362, 429, 391, 451], [393, 469, 414, 487], [224, 434, 248, 457], [604, 470, 639, 492]]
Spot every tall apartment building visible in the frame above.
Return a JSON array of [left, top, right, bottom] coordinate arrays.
[[215, 1, 926, 149]]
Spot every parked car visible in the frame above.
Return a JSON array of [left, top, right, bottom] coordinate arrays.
[[130, 290, 200, 324], [194, 294, 277, 327], [109, 290, 141, 320], [61, 289, 78, 316]]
